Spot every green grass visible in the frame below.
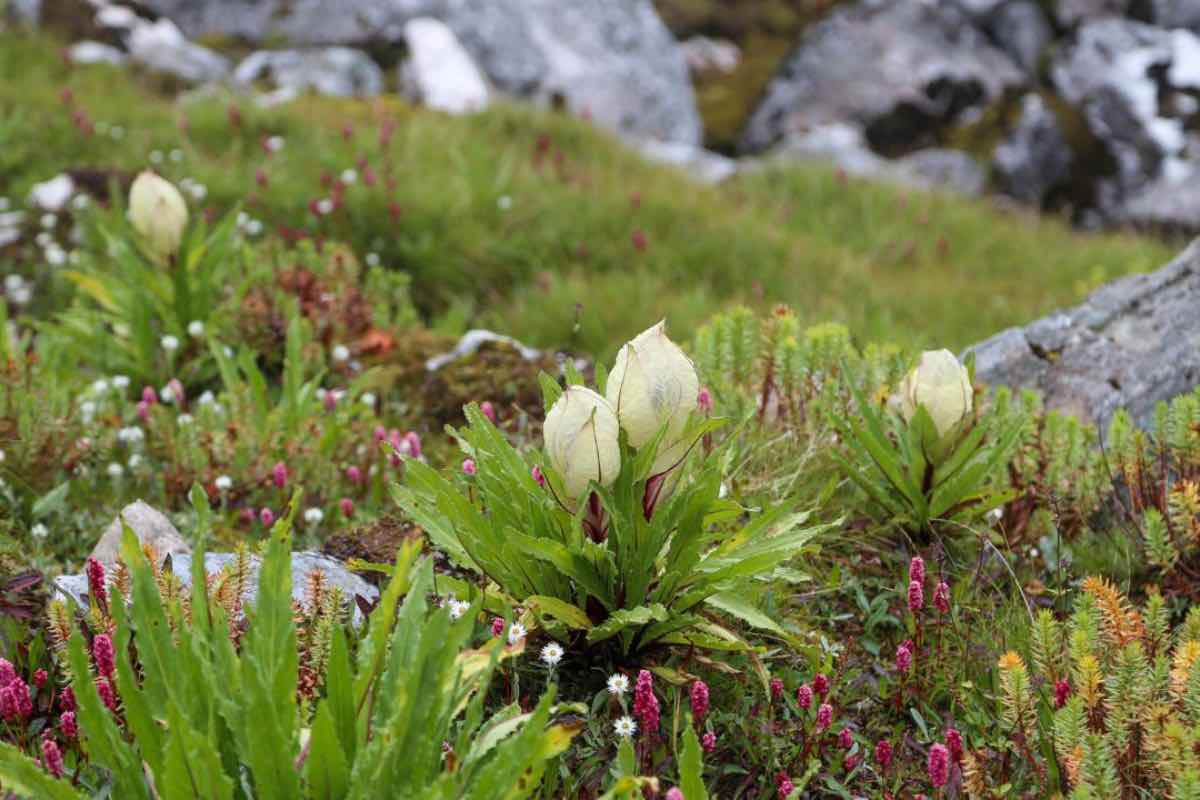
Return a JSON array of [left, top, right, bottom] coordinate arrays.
[[0, 32, 1175, 362]]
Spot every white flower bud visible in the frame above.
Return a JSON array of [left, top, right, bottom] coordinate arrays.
[[128, 171, 188, 261], [893, 349, 973, 438], [605, 321, 698, 472], [543, 386, 621, 504]]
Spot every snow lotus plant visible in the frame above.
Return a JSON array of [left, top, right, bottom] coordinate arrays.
[[833, 349, 1024, 537], [0, 495, 577, 800], [395, 322, 831, 655]]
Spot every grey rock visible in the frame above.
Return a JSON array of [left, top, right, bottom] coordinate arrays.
[[89, 500, 190, 567], [95, 4, 140, 33], [770, 123, 891, 177], [1055, 0, 1129, 27], [968, 238, 1200, 429], [5, 0, 40, 25], [681, 35, 740, 74], [137, 0, 701, 145], [235, 48, 384, 97], [52, 551, 378, 625], [1135, 0, 1200, 31], [1119, 161, 1200, 229], [993, 93, 1074, 206], [426, 329, 541, 372], [636, 139, 738, 184], [399, 17, 490, 113], [128, 18, 231, 83], [894, 149, 987, 196], [28, 174, 75, 212], [739, 0, 1024, 154], [69, 41, 128, 66], [953, 0, 1007, 15], [988, 1, 1054, 75]]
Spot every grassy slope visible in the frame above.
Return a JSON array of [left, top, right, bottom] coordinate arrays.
[[0, 32, 1175, 362]]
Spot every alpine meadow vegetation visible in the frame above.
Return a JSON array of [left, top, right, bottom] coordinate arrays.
[[2, 21, 1200, 800]]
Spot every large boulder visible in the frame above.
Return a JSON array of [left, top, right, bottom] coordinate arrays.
[[968, 239, 1200, 430], [234, 48, 384, 97], [993, 94, 1074, 207], [89, 500, 190, 567], [1054, 0, 1129, 28], [738, 0, 1024, 155], [137, 0, 701, 144], [399, 18, 490, 113], [127, 17, 231, 83], [987, 1, 1055, 76], [1134, 0, 1200, 31]]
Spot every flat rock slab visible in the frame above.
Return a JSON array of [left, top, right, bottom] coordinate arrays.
[[90, 500, 189, 567], [968, 238, 1200, 430], [53, 551, 379, 625]]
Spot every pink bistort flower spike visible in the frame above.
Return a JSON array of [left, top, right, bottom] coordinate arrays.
[[933, 580, 951, 614], [813, 673, 829, 697], [92, 633, 115, 678], [462, 458, 477, 476], [945, 727, 964, 763], [928, 743, 950, 787], [816, 703, 833, 733], [60, 711, 77, 739], [796, 683, 813, 710], [909, 555, 925, 585], [41, 736, 64, 778], [633, 670, 660, 735], [690, 680, 710, 720], [480, 401, 497, 423], [272, 461, 288, 489], [875, 739, 892, 769], [908, 579, 925, 613]]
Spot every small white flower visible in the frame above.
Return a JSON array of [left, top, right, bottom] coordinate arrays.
[[91, 378, 110, 395], [189, 183, 207, 201], [44, 246, 67, 267], [365, 252, 380, 267], [112, 375, 130, 390], [187, 320, 205, 338], [613, 716, 637, 738], [507, 622, 526, 646], [266, 135, 284, 153], [160, 385, 176, 403], [245, 219, 263, 237], [0, 198, 8, 211], [149, 150, 164, 164], [331, 344, 350, 363], [606, 673, 630, 696], [0, 449, 5, 461], [540, 642, 564, 667], [117, 426, 144, 445], [110, 125, 124, 140], [161, 335, 180, 352], [448, 599, 471, 620], [128, 453, 142, 469], [40, 213, 57, 229], [215, 475, 233, 492], [497, 195, 513, 211], [80, 400, 97, 423], [316, 198, 334, 215], [304, 507, 324, 525], [1028, 547, 1040, 559], [107, 462, 125, 478], [340, 168, 357, 184], [3, 275, 21, 293], [31, 523, 48, 540], [10, 285, 31, 305], [71, 194, 89, 211], [35, 232, 52, 248], [360, 392, 377, 408], [177, 413, 194, 426], [169, 149, 183, 163]]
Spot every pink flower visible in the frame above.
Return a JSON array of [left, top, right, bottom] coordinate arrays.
[[633, 669, 660, 736], [701, 731, 716, 753], [875, 739, 892, 769], [41, 736, 64, 778], [0, 658, 14, 686], [697, 387, 713, 414], [909, 556, 925, 586], [272, 461, 288, 489], [845, 753, 859, 770], [813, 673, 829, 697], [838, 727, 853, 749], [33, 669, 48, 689], [928, 743, 950, 787], [60, 711, 77, 739], [259, 508, 275, 527], [60, 687, 75, 712], [86, 557, 106, 611], [945, 727, 964, 763], [141, 386, 157, 405], [1055, 679, 1072, 709], [480, 401, 497, 423], [323, 391, 338, 412], [339, 498, 355, 517], [0, 686, 16, 721], [770, 678, 784, 702], [346, 465, 362, 484], [531, 465, 546, 488], [462, 458, 477, 476], [665, 789, 684, 800], [403, 431, 423, 459], [92, 634, 115, 678], [373, 425, 388, 443], [908, 579, 925, 613], [895, 643, 912, 673], [96, 677, 116, 711], [11, 679, 32, 717], [490, 617, 505, 637], [816, 703, 833, 732], [690, 680, 710, 720], [137, 400, 151, 421], [933, 580, 951, 614], [776, 773, 795, 799], [631, 229, 648, 252], [796, 683, 813, 710], [167, 378, 185, 407]]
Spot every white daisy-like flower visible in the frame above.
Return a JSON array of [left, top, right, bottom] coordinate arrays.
[[245, 219, 263, 237], [197, 390, 215, 406], [161, 335, 180, 352], [149, 150, 164, 164], [331, 344, 350, 363], [340, 169, 357, 184], [613, 716, 637, 738], [79, 400, 96, 423], [160, 385, 176, 403], [316, 198, 334, 215], [3, 275, 21, 293], [606, 673, 630, 696], [40, 213, 57, 229], [304, 507, 324, 525], [34, 233, 52, 249], [497, 195, 513, 211], [540, 642, 564, 667], [177, 413, 194, 427], [128, 453, 142, 469], [364, 252, 380, 267], [215, 475, 233, 492], [71, 194, 89, 211], [45, 246, 66, 267], [507, 622, 526, 646], [448, 599, 471, 620], [107, 462, 125, 478], [189, 183, 207, 201], [169, 149, 183, 163], [266, 135, 284, 153], [360, 392, 377, 408], [10, 285, 31, 305], [187, 320, 205, 338], [31, 523, 48, 540], [110, 125, 124, 140], [117, 426, 144, 445], [112, 375, 130, 390]]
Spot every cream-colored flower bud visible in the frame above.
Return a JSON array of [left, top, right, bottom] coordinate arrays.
[[544, 386, 621, 504], [128, 171, 188, 261], [894, 349, 973, 437], [606, 321, 699, 453]]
